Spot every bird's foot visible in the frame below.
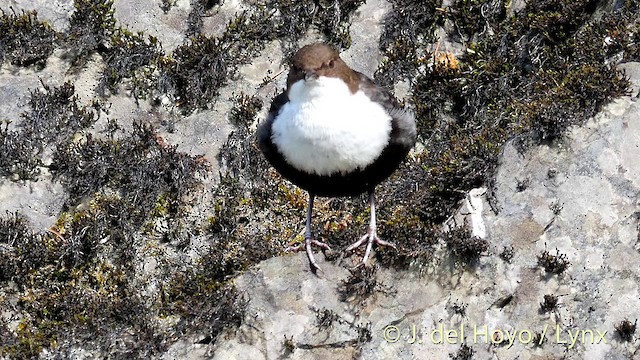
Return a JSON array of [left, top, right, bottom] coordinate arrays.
[[345, 227, 396, 264], [286, 236, 331, 273]]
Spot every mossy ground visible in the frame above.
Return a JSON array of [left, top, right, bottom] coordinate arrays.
[[0, 0, 638, 358], [0, 8, 57, 69]]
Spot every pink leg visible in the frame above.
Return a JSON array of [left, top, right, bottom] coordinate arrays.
[[286, 193, 330, 272], [345, 191, 396, 263]]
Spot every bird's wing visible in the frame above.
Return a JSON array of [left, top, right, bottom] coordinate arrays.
[[258, 91, 288, 149], [356, 72, 417, 148], [355, 72, 401, 109], [257, 91, 289, 164]]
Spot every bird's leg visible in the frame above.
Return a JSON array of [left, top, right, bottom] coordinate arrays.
[[286, 193, 331, 272], [345, 191, 396, 263]]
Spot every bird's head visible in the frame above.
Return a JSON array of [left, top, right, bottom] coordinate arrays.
[[286, 43, 359, 94]]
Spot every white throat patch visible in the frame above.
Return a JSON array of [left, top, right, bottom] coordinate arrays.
[[271, 76, 392, 176]]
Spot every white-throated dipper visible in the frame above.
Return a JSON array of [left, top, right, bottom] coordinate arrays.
[[258, 43, 416, 272]]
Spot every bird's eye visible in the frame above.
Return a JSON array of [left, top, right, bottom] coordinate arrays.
[[328, 60, 335, 68]]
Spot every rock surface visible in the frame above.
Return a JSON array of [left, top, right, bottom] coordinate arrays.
[[1, 0, 639, 359]]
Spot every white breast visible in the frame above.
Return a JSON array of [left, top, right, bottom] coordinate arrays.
[[271, 77, 392, 176]]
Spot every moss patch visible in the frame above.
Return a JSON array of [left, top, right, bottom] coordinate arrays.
[[64, 0, 117, 63], [0, 209, 161, 359], [0, 8, 57, 68], [158, 8, 276, 113], [261, 0, 366, 52], [368, 0, 634, 268], [96, 29, 162, 100], [185, 0, 222, 37], [0, 82, 97, 180]]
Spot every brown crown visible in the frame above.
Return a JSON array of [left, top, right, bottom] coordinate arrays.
[[287, 43, 359, 93]]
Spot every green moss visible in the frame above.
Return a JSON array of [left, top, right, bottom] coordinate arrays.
[[443, 227, 488, 265], [2, 320, 53, 359], [0, 211, 31, 245], [615, 319, 637, 342], [270, 0, 366, 51], [376, 210, 438, 267], [149, 193, 172, 218], [161, 273, 247, 344], [0, 121, 41, 180], [0, 8, 57, 68], [0, 82, 96, 181], [0, 213, 32, 281], [0, 205, 164, 358], [24, 82, 96, 141], [159, 8, 276, 113], [450, 0, 506, 41], [370, 0, 633, 268], [229, 93, 263, 130], [375, 0, 445, 87], [51, 122, 205, 214], [201, 171, 282, 270], [337, 265, 394, 305], [538, 248, 570, 274], [185, 0, 222, 36], [142, 192, 187, 243], [97, 29, 162, 100], [65, 0, 117, 62]]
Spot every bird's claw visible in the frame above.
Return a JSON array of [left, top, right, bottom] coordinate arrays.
[[345, 227, 396, 264], [286, 237, 331, 273]]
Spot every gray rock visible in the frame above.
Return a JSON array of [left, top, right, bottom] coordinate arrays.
[[1, 0, 639, 359], [0, 173, 66, 231], [2, 0, 74, 32], [0, 49, 68, 127], [113, 0, 189, 52], [342, 0, 392, 76]]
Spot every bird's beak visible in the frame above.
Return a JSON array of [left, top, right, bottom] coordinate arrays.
[[304, 71, 318, 81]]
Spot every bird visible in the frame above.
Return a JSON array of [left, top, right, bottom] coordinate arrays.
[[258, 42, 416, 272]]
